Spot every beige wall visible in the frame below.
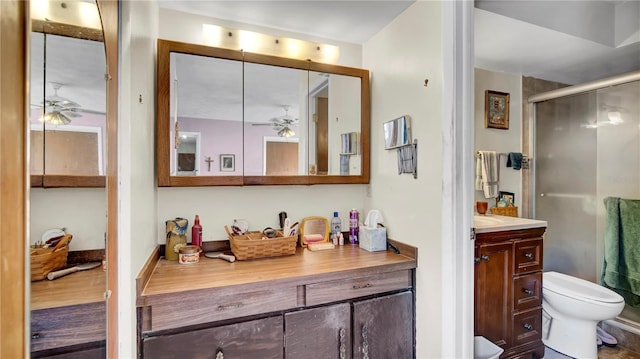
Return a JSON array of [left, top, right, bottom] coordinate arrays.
[[474, 68, 523, 210], [363, 2, 444, 357], [118, 0, 160, 357]]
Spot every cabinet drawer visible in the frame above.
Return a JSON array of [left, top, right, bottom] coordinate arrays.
[[513, 273, 542, 312], [512, 308, 542, 347], [306, 270, 411, 306], [148, 287, 297, 331], [514, 239, 543, 274], [143, 316, 283, 359], [31, 302, 105, 353]]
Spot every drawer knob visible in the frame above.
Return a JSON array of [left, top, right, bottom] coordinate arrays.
[[31, 333, 41, 340], [524, 323, 533, 331], [216, 303, 244, 311], [524, 252, 534, 259], [481, 255, 489, 261], [522, 288, 534, 295]]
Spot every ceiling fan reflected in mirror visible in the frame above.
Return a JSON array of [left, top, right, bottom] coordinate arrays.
[[252, 105, 299, 137], [33, 82, 105, 125]]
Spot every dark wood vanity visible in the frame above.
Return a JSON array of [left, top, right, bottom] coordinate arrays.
[[474, 217, 546, 359], [136, 240, 416, 358]]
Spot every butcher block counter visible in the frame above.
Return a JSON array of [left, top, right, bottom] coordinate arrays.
[[30, 266, 106, 355], [136, 239, 418, 358]]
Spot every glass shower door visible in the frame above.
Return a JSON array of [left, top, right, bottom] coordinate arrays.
[[535, 92, 598, 281]]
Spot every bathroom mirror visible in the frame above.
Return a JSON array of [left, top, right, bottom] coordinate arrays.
[[157, 39, 370, 186], [30, 20, 106, 188], [383, 115, 412, 150], [29, 1, 108, 356]]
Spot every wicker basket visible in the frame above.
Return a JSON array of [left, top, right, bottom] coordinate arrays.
[[30, 235, 72, 281], [229, 231, 297, 260], [490, 206, 519, 217]]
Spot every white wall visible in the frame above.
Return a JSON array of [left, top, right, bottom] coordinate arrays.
[[474, 68, 523, 210], [118, 1, 159, 357], [30, 188, 106, 250], [158, 8, 362, 68], [363, 2, 444, 357]]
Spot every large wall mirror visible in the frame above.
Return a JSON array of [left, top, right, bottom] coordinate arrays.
[[29, 1, 108, 357], [30, 4, 107, 188], [157, 39, 370, 186]]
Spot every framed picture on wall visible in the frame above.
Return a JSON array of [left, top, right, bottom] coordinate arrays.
[[220, 154, 235, 172], [499, 191, 515, 207], [485, 90, 510, 129]]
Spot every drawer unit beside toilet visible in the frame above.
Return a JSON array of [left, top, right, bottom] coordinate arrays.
[[475, 226, 546, 359]]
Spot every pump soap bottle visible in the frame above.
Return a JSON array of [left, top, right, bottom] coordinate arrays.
[[192, 215, 203, 256]]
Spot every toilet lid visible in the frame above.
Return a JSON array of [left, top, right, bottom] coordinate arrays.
[[543, 271, 624, 304]]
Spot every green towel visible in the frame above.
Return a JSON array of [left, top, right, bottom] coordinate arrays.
[[602, 197, 640, 307]]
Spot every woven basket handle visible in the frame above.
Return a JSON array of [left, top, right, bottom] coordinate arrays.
[[52, 234, 73, 252]]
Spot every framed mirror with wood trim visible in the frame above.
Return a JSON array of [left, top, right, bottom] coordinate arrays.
[[29, 1, 109, 357], [30, 5, 106, 189], [157, 39, 370, 186]]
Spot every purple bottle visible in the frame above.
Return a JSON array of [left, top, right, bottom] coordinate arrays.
[[349, 209, 359, 244]]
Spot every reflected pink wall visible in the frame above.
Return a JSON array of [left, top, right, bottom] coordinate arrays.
[[179, 117, 297, 175]]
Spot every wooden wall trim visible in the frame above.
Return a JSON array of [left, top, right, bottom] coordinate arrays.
[[96, 0, 119, 358], [0, 1, 28, 357]]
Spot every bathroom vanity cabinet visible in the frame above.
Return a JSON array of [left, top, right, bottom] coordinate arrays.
[[136, 241, 416, 359], [30, 266, 106, 358], [474, 219, 546, 359]]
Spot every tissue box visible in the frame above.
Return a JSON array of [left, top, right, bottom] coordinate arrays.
[[358, 226, 387, 252]]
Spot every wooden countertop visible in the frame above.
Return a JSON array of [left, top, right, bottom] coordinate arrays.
[[138, 241, 417, 305], [31, 266, 105, 311]]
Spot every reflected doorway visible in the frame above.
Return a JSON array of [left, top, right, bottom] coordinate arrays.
[[264, 137, 299, 175], [175, 131, 200, 175]]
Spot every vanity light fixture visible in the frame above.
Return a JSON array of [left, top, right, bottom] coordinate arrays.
[[203, 24, 340, 63]]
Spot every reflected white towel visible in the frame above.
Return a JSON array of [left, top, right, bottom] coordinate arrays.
[[477, 151, 498, 198]]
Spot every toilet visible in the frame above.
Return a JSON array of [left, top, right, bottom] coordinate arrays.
[[542, 271, 625, 359], [474, 336, 503, 359]]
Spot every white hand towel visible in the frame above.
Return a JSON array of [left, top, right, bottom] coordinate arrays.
[[477, 151, 498, 198]]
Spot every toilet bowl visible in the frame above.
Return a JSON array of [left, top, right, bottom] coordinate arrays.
[[542, 271, 624, 359]]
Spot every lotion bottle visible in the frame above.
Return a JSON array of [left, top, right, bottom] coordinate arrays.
[[191, 215, 203, 256]]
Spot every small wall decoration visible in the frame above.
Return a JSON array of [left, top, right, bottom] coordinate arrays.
[[498, 191, 515, 207], [485, 90, 510, 130], [220, 154, 235, 172]]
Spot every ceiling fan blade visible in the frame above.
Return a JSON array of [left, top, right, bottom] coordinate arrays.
[[61, 111, 82, 118], [45, 96, 81, 109]]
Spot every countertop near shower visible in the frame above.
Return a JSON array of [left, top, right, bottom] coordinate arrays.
[[474, 214, 547, 234]]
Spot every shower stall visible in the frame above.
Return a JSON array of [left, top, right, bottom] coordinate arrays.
[[529, 71, 640, 332]]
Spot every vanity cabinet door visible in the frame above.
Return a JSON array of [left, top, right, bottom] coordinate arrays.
[[475, 242, 513, 349], [352, 291, 413, 359], [142, 316, 283, 359], [285, 303, 351, 359]]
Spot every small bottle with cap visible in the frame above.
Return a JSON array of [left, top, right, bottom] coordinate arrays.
[[331, 212, 341, 245]]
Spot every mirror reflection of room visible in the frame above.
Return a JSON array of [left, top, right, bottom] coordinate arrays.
[[162, 39, 368, 183], [30, 32, 106, 179]]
